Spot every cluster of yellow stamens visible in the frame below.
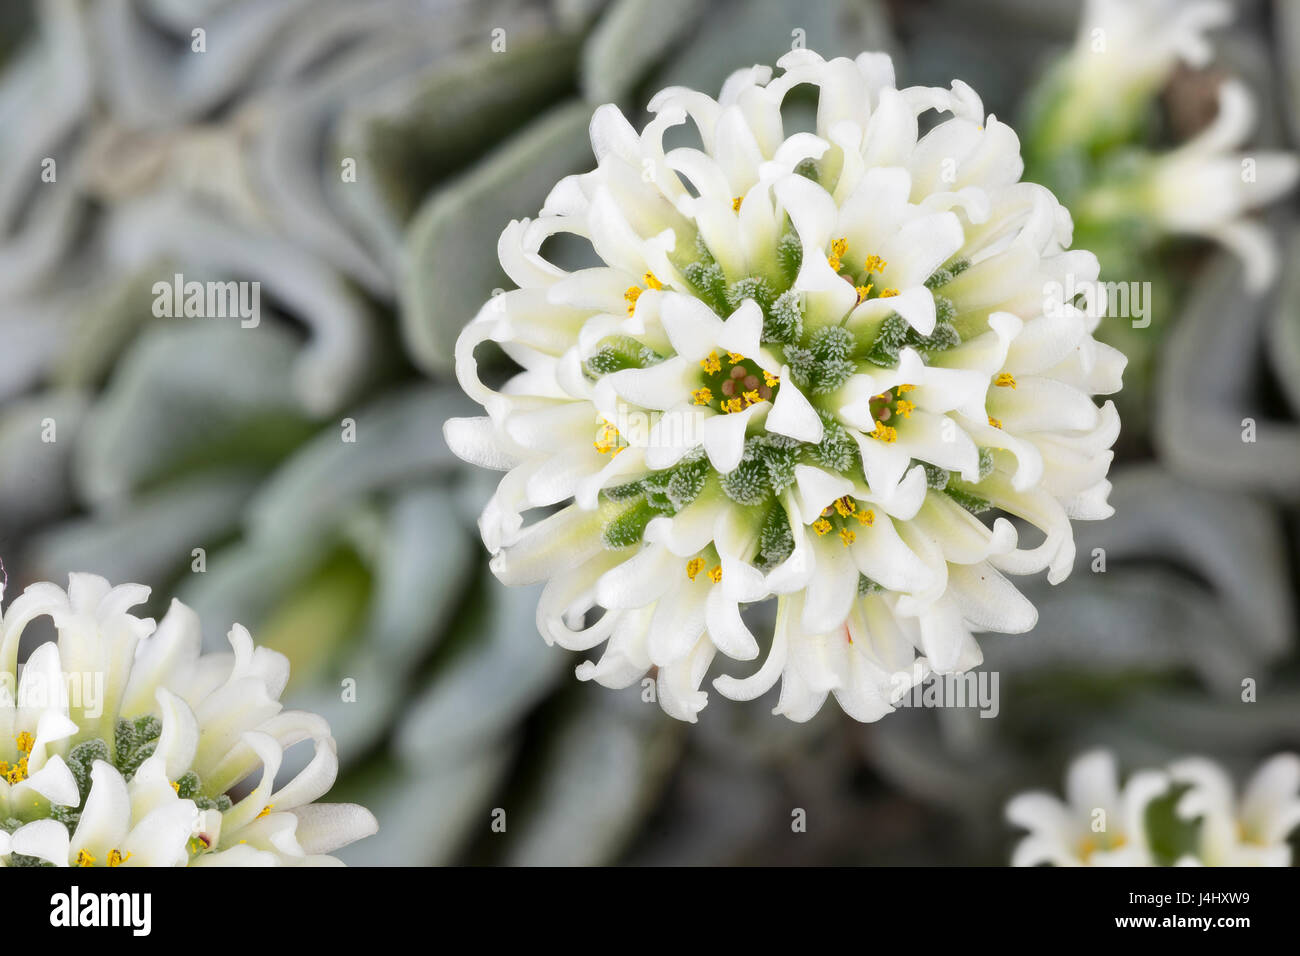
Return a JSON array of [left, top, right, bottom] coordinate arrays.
[[867, 384, 916, 443], [685, 558, 723, 583], [698, 352, 776, 413], [77, 846, 134, 867], [0, 731, 35, 784], [812, 497, 875, 547], [593, 419, 625, 455], [623, 271, 664, 315]]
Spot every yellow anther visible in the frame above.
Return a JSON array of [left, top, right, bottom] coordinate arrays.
[[732, 196, 743, 212], [863, 254, 887, 274], [828, 237, 848, 271], [701, 351, 722, 373], [839, 528, 856, 547], [855, 283, 873, 304], [75, 849, 96, 867], [879, 288, 899, 298], [988, 416, 1003, 430], [257, 804, 274, 820], [763, 370, 780, 388], [5, 757, 28, 784], [995, 373, 1017, 389], [896, 383, 916, 394], [686, 558, 706, 581], [692, 387, 713, 406], [741, 389, 760, 406], [707, 565, 723, 584], [15, 731, 34, 754], [833, 497, 855, 517], [869, 423, 898, 443], [812, 518, 833, 536], [725, 351, 744, 364], [895, 399, 915, 418], [721, 398, 743, 414], [623, 285, 642, 315], [855, 508, 875, 526], [170, 779, 180, 793], [594, 420, 623, 455], [108, 849, 129, 867], [642, 271, 664, 290]]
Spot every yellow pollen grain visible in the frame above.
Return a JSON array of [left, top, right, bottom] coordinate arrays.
[[869, 423, 897, 443], [834, 497, 855, 517], [879, 288, 899, 298], [839, 528, 856, 547], [643, 271, 664, 290], [895, 399, 915, 418], [812, 518, 833, 536], [108, 849, 129, 867], [707, 565, 723, 584], [732, 196, 743, 212], [988, 416, 1003, 429], [995, 373, 1017, 389], [701, 351, 722, 373], [856, 508, 875, 526], [692, 387, 712, 406], [75, 849, 96, 867], [686, 558, 705, 581], [16, 731, 35, 754]]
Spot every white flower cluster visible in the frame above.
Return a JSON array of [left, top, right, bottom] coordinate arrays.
[[0, 574, 376, 866], [447, 49, 1124, 722]]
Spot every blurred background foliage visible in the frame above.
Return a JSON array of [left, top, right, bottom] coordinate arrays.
[[0, 0, 1295, 865]]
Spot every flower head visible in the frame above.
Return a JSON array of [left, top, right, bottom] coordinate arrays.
[[447, 49, 1124, 722], [0, 574, 377, 866]]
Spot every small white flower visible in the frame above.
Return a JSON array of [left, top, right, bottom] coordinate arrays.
[[1170, 753, 1300, 867], [1138, 80, 1300, 289], [0, 574, 377, 867], [447, 49, 1123, 723], [1054, 0, 1232, 143], [1006, 749, 1169, 866]]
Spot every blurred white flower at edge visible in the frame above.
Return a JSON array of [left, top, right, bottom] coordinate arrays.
[[0, 574, 376, 867], [1007, 749, 1300, 867]]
